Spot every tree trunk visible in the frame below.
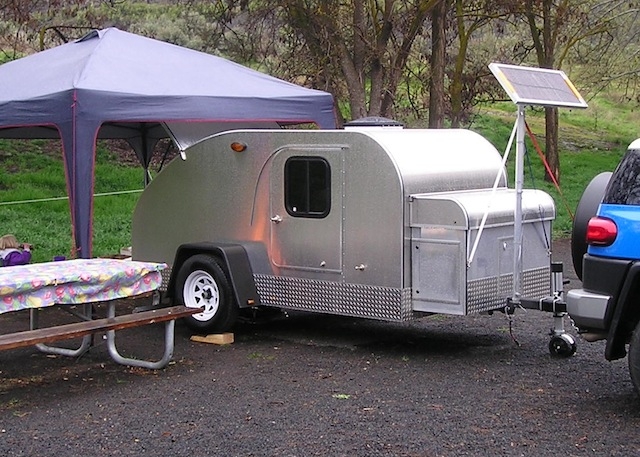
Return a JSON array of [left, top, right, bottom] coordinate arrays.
[[545, 106, 560, 182], [526, 0, 560, 183], [541, 0, 559, 183], [449, 0, 465, 128], [429, 0, 446, 128]]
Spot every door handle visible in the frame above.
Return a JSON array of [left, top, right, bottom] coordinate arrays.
[[270, 215, 283, 223]]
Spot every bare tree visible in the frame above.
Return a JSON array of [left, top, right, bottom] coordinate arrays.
[[428, 0, 447, 128], [521, 0, 640, 182], [449, 0, 513, 127], [271, 0, 442, 122]]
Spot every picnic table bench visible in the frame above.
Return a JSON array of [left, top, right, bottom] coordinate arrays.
[[0, 258, 198, 369]]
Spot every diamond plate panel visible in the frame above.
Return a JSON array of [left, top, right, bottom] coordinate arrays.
[[159, 267, 172, 292], [467, 267, 550, 314], [255, 274, 413, 322]]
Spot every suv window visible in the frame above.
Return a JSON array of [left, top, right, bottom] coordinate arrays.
[[603, 148, 640, 205], [284, 156, 331, 218]]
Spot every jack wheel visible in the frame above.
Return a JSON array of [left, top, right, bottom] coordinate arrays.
[[549, 333, 577, 357]]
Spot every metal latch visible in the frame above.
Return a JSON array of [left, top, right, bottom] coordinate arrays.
[[270, 215, 283, 223], [354, 264, 367, 271]]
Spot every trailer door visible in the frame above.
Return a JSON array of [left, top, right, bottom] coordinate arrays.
[[270, 147, 343, 277]]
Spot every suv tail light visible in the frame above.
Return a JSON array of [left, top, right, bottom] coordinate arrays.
[[586, 216, 617, 246]]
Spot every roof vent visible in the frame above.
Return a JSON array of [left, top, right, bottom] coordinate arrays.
[[343, 117, 404, 130]]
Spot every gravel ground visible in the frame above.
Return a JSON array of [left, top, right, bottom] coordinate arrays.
[[1, 239, 640, 457]]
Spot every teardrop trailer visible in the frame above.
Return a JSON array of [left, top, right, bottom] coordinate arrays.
[[130, 119, 576, 356]]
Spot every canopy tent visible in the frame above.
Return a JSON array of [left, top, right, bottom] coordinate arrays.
[[0, 28, 336, 258]]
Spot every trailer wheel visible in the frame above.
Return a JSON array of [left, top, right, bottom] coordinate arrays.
[[175, 254, 238, 333], [628, 321, 640, 395], [549, 333, 577, 358], [571, 172, 612, 281]]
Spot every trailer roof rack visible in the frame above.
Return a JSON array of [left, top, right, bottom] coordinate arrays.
[[343, 117, 404, 129]]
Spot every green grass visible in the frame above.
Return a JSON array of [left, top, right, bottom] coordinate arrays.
[[0, 140, 143, 262], [0, 98, 633, 263], [472, 97, 629, 237]]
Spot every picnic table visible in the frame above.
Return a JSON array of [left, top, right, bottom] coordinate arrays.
[[0, 258, 199, 369]]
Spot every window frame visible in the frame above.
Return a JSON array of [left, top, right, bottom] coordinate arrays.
[[283, 156, 331, 218]]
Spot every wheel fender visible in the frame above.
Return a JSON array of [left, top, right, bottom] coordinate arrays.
[[168, 242, 262, 309], [572, 171, 612, 281], [605, 262, 640, 360]]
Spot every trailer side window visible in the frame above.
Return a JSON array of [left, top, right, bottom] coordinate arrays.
[[284, 156, 331, 218]]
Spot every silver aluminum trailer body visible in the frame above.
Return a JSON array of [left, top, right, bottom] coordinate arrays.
[[132, 128, 554, 325]]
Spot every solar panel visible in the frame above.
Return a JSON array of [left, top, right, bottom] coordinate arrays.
[[489, 62, 587, 109]]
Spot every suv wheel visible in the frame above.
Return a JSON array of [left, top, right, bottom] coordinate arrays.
[[629, 321, 640, 394]]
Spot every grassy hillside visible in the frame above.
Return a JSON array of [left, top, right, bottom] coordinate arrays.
[[473, 95, 631, 235], [0, 96, 634, 263]]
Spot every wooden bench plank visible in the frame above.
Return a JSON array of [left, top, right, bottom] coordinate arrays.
[[0, 306, 200, 351]]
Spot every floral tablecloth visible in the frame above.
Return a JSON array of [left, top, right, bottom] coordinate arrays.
[[0, 259, 167, 314]]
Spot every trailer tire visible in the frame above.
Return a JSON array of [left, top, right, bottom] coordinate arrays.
[[175, 254, 238, 333], [571, 172, 612, 281]]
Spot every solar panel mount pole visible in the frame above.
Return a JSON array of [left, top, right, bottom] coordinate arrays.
[[512, 104, 526, 305], [488, 62, 588, 308]]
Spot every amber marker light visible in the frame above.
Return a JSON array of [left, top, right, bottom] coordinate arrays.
[[230, 141, 247, 152]]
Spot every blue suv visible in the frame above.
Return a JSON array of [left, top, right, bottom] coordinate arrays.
[[568, 138, 640, 393]]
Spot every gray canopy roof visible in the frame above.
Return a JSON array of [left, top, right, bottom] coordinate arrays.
[[0, 28, 336, 257]]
